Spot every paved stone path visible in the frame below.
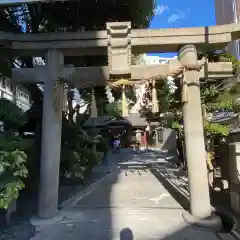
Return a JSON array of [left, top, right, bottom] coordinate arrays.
[[30, 150, 221, 240]]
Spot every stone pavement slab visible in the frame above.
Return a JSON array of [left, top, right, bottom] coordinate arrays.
[[30, 150, 221, 240]]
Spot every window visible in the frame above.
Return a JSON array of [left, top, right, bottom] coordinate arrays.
[[17, 89, 29, 103]]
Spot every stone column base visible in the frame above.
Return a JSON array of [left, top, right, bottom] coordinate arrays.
[[182, 210, 222, 232]]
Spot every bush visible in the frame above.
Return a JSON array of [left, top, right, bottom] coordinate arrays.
[[0, 99, 26, 131], [0, 99, 29, 209], [60, 147, 102, 181], [0, 149, 28, 209], [0, 135, 32, 152]]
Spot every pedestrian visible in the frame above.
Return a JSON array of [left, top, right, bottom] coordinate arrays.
[[176, 133, 184, 168]]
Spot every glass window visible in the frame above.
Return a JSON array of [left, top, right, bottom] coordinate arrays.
[[17, 89, 29, 102]]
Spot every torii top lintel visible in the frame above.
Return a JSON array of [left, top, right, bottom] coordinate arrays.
[[0, 21, 240, 56]]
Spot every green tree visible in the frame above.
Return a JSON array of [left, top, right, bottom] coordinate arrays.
[[0, 1, 155, 101], [0, 100, 30, 209], [0, 99, 26, 131], [140, 52, 240, 176], [105, 102, 121, 117], [0, 2, 155, 126], [0, 0, 155, 125], [0, 1, 156, 184]]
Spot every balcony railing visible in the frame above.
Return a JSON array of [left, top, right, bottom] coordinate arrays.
[[0, 89, 31, 111]]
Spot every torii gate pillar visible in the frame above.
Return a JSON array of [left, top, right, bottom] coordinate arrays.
[[38, 50, 64, 219], [179, 45, 212, 219]]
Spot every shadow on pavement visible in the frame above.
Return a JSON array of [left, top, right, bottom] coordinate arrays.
[[29, 149, 222, 239], [150, 168, 190, 210], [128, 149, 190, 210], [115, 150, 220, 240], [120, 228, 133, 240]]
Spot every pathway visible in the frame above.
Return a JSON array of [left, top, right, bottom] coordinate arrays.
[[30, 150, 221, 240]]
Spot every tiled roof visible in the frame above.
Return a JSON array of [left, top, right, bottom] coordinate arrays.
[[83, 113, 159, 127]]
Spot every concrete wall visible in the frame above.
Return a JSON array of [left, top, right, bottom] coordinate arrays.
[[214, 132, 240, 186], [158, 128, 177, 151], [214, 0, 240, 58], [215, 0, 234, 25]]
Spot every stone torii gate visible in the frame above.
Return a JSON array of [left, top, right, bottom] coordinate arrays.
[[2, 22, 240, 224]]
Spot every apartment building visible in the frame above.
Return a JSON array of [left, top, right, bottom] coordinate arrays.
[[214, 0, 240, 58], [0, 77, 31, 111]]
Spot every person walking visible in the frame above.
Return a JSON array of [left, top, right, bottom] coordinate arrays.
[[113, 138, 121, 153]]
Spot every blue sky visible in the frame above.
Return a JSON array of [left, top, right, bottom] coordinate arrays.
[[150, 0, 216, 57]]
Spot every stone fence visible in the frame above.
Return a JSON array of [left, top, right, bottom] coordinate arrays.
[[214, 130, 240, 214]]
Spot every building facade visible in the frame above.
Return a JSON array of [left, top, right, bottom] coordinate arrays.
[[214, 0, 240, 59], [142, 55, 177, 65], [0, 78, 31, 111]]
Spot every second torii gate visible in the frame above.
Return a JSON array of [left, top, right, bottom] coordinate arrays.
[[5, 22, 239, 225]]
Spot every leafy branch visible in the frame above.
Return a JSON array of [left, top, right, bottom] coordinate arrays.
[[0, 150, 28, 209]]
